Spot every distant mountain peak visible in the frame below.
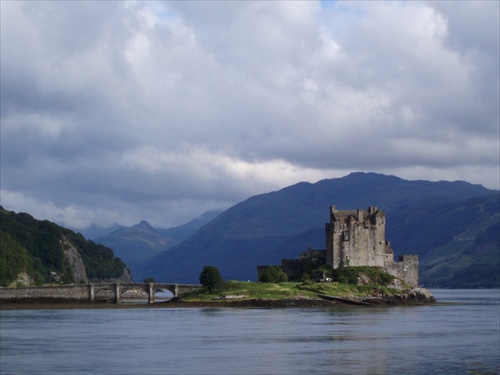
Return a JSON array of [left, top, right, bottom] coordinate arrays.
[[134, 220, 155, 231], [93, 210, 223, 275]]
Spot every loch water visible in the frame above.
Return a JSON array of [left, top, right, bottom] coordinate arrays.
[[1, 289, 499, 375]]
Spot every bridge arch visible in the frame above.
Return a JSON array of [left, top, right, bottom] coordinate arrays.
[[87, 282, 203, 303]]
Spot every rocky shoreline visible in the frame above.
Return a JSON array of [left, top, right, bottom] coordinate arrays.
[[359, 287, 436, 305], [0, 289, 435, 310]]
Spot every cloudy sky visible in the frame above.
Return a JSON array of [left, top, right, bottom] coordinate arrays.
[[1, 1, 499, 230]]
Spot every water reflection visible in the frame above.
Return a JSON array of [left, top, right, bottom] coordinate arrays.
[[1, 290, 499, 375]]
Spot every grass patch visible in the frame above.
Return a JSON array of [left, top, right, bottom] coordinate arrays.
[[178, 279, 405, 302], [179, 281, 318, 302]]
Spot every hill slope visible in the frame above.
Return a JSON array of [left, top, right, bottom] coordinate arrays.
[[0, 207, 129, 287], [418, 195, 499, 287], [135, 172, 498, 286]]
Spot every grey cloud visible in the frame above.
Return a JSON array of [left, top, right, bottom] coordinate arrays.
[[1, 1, 498, 229]]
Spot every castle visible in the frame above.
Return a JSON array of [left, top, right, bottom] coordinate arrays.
[[258, 205, 419, 288]]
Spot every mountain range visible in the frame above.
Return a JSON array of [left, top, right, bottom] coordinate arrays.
[[118, 172, 499, 287], [3, 172, 497, 288], [93, 210, 222, 275]]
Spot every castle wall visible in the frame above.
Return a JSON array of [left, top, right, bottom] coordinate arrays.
[[384, 255, 419, 288], [326, 206, 386, 268], [280, 259, 304, 280], [325, 223, 334, 266], [300, 250, 326, 263]]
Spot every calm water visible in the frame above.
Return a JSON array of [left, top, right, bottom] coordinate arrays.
[[1, 289, 499, 375]]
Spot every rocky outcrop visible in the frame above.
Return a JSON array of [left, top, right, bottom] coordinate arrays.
[[7, 271, 34, 287], [119, 268, 132, 282], [61, 236, 88, 284], [361, 288, 436, 305]]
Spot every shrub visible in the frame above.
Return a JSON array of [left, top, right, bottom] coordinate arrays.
[[331, 268, 358, 285], [259, 266, 288, 283], [331, 266, 395, 286]]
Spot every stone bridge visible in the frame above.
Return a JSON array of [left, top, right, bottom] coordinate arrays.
[[0, 283, 203, 304], [90, 283, 203, 303]]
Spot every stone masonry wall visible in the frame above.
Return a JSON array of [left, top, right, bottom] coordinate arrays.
[[281, 259, 305, 280], [384, 255, 419, 288], [0, 285, 90, 301], [326, 206, 386, 268]]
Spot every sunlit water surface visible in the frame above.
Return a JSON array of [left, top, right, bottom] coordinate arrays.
[[1, 289, 499, 374]]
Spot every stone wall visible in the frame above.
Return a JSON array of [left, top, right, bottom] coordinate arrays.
[[384, 255, 419, 288], [281, 259, 305, 280], [0, 285, 90, 301], [300, 249, 326, 263]]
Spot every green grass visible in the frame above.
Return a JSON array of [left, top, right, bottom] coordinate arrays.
[[179, 280, 404, 302], [180, 281, 315, 302], [298, 281, 401, 297]]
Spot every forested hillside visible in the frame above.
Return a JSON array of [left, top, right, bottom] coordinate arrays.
[[0, 206, 128, 287]]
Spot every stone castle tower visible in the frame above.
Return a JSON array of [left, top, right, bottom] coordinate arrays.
[[325, 205, 392, 269]]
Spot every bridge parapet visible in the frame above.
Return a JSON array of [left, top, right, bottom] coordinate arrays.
[[0, 282, 204, 304]]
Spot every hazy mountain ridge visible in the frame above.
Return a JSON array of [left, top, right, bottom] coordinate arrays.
[[134, 173, 498, 286], [79, 223, 124, 241], [94, 210, 223, 276]]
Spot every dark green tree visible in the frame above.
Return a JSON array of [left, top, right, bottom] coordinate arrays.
[[199, 265, 223, 293], [143, 276, 156, 283], [259, 266, 288, 283]]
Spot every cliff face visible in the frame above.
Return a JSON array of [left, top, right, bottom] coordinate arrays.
[[61, 237, 88, 284], [118, 268, 132, 282]]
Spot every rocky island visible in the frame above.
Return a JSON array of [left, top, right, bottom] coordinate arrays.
[[159, 269, 436, 308]]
